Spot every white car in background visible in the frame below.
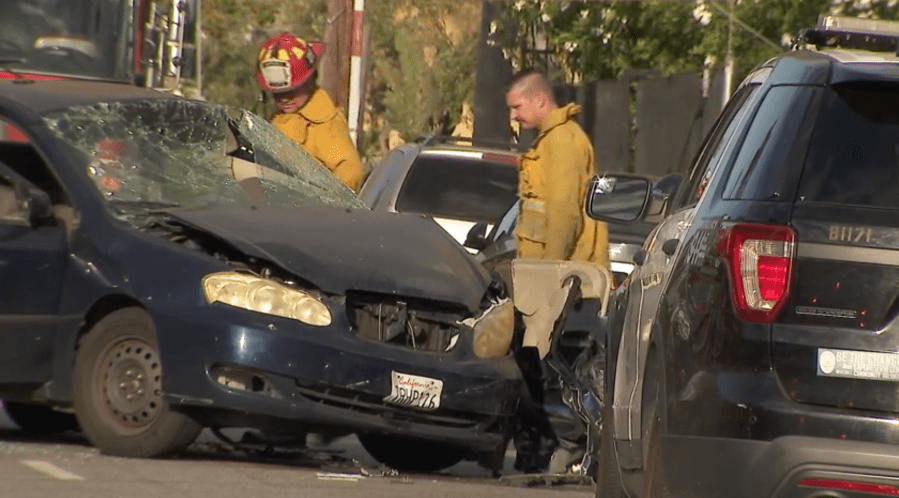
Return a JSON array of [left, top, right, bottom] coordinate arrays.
[[360, 136, 521, 252]]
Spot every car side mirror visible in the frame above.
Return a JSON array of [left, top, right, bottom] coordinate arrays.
[[644, 173, 684, 223], [26, 188, 53, 225], [586, 174, 651, 223], [464, 221, 490, 251]]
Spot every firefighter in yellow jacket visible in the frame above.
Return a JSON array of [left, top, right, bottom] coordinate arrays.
[[506, 68, 610, 354], [505, 68, 609, 474], [255, 32, 364, 192]]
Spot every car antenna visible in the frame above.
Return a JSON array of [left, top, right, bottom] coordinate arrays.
[[0, 58, 26, 80]]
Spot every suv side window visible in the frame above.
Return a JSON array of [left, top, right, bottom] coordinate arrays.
[[798, 82, 899, 209], [722, 86, 818, 201], [674, 81, 762, 211]]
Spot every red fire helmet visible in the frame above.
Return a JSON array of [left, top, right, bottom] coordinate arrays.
[[255, 32, 324, 93]]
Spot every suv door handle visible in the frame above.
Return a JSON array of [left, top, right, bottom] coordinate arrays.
[[662, 238, 679, 256]]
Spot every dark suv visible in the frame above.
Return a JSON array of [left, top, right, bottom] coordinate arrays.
[[586, 15, 899, 498]]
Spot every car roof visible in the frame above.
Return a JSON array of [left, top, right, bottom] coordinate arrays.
[[0, 79, 181, 117], [417, 143, 520, 164], [415, 135, 524, 157], [764, 49, 899, 88]]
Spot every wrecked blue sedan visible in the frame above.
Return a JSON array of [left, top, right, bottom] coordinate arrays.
[[0, 80, 520, 472]]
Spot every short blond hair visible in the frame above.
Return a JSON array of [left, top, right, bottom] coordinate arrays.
[[505, 68, 556, 105]]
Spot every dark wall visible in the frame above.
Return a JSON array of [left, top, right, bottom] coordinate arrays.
[[592, 80, 630, 174], [540, 69, 726, 178], [634, 73, 704, 177]]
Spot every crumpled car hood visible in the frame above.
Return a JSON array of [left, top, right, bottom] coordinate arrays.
[[167, 207, 492, 313]]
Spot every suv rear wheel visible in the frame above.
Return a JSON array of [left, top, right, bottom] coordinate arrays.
[[596, 399, 623, 497]]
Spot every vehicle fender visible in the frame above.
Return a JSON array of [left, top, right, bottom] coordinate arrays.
[[40, 225, 225, 403]]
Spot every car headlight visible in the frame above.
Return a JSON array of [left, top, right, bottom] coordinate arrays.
[[469, 299, 515, 359], [202, 272, 331, 327]]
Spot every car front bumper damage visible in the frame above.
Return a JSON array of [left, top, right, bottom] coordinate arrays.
[[151, 303, 522, 451]]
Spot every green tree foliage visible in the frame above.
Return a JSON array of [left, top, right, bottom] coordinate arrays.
[[365, 1, 478, 142], [497, 0, 899, 85], [495, 1, 706, 81], [201, 0, 478, 161]]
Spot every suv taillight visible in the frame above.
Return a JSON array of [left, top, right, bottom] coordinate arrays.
[[717, 223, 795, 323]]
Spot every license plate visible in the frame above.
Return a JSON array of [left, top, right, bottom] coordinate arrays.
[[384, 371, 443, 411], [818, 348, 899, 381]]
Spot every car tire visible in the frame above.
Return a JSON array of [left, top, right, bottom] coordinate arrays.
[[640, 351, 670, 498], [641, 405, 671, 498], [73, 307, 202, 457], [595, 399, 623, 497], [357, 433, 466, 472], [2, 402, 79, 433]]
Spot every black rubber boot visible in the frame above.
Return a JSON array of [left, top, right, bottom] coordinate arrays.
[[512, 346, 558, 473]]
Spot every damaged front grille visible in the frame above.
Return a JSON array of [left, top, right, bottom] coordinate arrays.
[[346, 293, 468, 353]]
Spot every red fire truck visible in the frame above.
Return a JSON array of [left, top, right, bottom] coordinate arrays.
[[0, 0, 201, 139]]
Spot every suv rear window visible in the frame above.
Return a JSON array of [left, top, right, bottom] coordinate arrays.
[[395, 153, 518, 223], [722, 86, 817, 201], [798, 83, 899, 208]]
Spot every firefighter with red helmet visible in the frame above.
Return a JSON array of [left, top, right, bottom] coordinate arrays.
[[256, 32, 364, 192]]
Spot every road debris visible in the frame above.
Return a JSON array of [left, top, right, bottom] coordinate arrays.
[[498, 472, 593, 488], [316, 472, 365, 482]]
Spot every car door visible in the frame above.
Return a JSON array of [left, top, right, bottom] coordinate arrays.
[[611, 75, 768, 444], [0, 160, 68, 384]]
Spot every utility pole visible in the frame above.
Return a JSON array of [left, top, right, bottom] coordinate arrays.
[[723, 0, 735, 107], [347, 0, 365, 144], [322, 0, 351, 115], [472, 0, 513, 146]]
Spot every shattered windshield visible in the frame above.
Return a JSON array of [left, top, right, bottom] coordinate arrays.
[[0, 0, 128, 80], [41, 99, 366, 215]]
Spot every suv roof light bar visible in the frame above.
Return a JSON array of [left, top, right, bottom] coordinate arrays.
[[817, 15, 899, 37], [795, 15, 899, 55]]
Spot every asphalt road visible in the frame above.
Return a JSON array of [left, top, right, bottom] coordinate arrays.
[[0, 406, 593, 498]]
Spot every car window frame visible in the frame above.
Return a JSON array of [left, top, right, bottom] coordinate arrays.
[[673, 75, 767, 213], [0, 159, 41, 224]]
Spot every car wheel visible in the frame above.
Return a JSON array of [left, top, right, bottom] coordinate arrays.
[[2, 402, 79, 433], [640, 352, 670, 498], [73, 307, 202, 457], [596, 400, 623, 497], [641, 404, 671, 498], [357, 433, 466, 472]]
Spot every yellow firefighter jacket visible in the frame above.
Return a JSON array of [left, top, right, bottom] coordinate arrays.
[[271, 88, 364, 192], [515, 103, 609, 268]]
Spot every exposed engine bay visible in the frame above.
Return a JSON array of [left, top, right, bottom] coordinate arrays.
[[345, 293, 468, 352]]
